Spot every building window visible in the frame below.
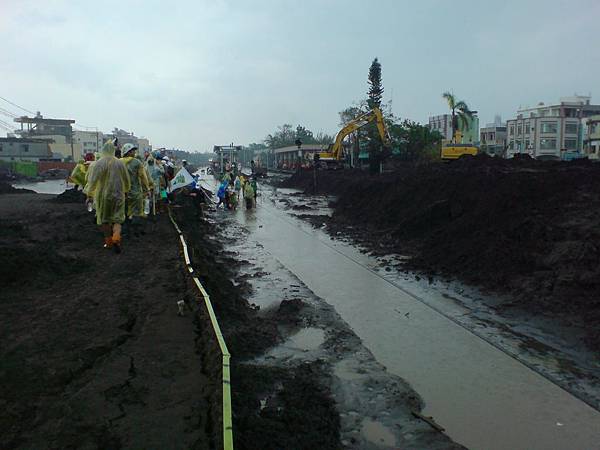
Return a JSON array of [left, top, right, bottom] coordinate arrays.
[[525, 140, 530, 149], [21, 144, 29, 152], [524, 122, 530, 134], [541, 122, 557, 133], [517, 125, 522, 135], [515, 140, 522, 150], [565, 123, 578, 134], [564, 139, 577, 150], [540, 138, 557, 150], [508, 140, 514, 150], [0, 144, 2, 152], [509, 124, 514, 135]]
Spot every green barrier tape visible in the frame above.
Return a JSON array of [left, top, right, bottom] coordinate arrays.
[[169, 209, 234, 450]]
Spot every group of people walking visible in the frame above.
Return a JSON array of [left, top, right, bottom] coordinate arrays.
[[69, 140, 178, 253], [216, 170, 258, 211]]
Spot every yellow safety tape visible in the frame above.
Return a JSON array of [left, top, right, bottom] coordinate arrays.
[[168, 209, 234, 450]]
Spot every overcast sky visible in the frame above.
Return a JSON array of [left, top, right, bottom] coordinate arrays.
[[1, 0, 598, 151]]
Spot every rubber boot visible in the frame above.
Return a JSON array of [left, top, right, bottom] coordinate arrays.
[[112, 224, 122, 254], [103, 236, 113, 249]]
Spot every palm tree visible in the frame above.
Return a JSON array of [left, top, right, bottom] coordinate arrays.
[[442, 91, 474, 143]]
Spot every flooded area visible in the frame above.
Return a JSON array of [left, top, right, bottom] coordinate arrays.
[[221, 181, 600, 450], [12, 179, 68, 195]]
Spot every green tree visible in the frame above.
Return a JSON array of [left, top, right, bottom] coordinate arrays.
[[442, 91, 474, 142], [389, 120, 443, 161], [295, 125, 315, 144], [314, 131, 334, 145], [367, 57, 385, 173], [367, 58, 383, 109]]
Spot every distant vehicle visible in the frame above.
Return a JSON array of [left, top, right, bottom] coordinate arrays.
[[441, 143, 479, 160], [441, 130, 478, 160], [318, 107, 391, 169]]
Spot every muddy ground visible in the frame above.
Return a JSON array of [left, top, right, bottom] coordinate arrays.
[[172, 204, 343, 449], [173, 199, 465, 450], [281, 157, 600, 354], [0, 187, 216, 449], [0, 181, 467, 449]]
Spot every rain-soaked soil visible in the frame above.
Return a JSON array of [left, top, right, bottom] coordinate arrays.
[[281, 157, 600, 354], [0, 187, 216, 449], [173, 193, 465, 449]]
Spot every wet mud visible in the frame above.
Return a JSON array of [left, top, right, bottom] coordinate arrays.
[[180, 200, 465, 450], [282, 158, 600, 354], [0, 192, 217, 449]]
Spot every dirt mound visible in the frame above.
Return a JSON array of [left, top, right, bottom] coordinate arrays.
[[53, 188, 86, 203], [284, 160, 600, 351]]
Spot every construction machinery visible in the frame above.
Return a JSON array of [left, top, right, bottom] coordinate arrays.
[[441, 130, 478, 160], [318, 107, 391, 169]]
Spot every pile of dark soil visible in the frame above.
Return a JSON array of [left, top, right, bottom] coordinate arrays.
[[173, 206, 342, 450], [0, 181, 34, 195], [53, 187, 86, 203], [0, 193, 216, 449], [283, 158, 600, 351]]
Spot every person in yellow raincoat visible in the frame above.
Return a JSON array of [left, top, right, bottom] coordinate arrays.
[[121, 143, 150, 219], [84, 141, 131, 253], [68, 159, 88, 190]]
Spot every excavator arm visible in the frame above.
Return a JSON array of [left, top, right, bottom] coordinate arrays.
[[321, 107, 391, 162]]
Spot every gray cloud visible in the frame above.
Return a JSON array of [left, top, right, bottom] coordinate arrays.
[[1, 0, 598, 150]]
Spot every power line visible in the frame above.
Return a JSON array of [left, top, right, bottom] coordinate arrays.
[[0, 106, 18, 118], [0, 118, 15, 132], [0, 95, 36, 115]]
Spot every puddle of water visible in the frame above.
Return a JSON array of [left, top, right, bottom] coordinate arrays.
[[13, 179, 68, 195], [361, 419, 397, 447], [285, 327, 325, 350]]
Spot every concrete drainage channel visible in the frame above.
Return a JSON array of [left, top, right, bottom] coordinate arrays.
[[169, 210, 234, 450]]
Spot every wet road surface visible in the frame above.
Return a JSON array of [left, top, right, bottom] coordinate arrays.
[[227, 186, 600, 450]]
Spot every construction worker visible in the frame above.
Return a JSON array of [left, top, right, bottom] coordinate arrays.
[[250, 177, 258, 206], [121, 143, 151, 220], [243, 179, 254, 210], [84, 141, 131, 253], [146, 157, 165, 208], [68, 159, 88, 190]]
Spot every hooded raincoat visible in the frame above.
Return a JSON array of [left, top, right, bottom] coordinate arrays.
[[69, 160, 88, 186], [84, 142, 131, 225], [121, 155, 150, 217]]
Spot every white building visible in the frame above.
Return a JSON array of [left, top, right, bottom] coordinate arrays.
[[506, 96, 600, 159], [428, 114, 453, 141], [73, 130, 103, 157]]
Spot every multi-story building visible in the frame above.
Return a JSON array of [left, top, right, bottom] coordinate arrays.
[[12, 113, 81, 160], [480, 117, 507, 156], [505, 96, 600, 159], [104, 128, 139, 147], [429, 114, 453, 141], [429, 113, 479, 144], [583, 115, 600, 159], [103, 128, 152, 155], [0, 137, 53, 162], [137, 137, 152, 155], [73, 130, 103, 157]]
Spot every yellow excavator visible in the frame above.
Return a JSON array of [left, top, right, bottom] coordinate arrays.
[[441, 130, 478, 160], [318, 107, 391, 169]]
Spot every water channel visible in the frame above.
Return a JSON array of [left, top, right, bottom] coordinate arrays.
[[231, 187, 600, 450]]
